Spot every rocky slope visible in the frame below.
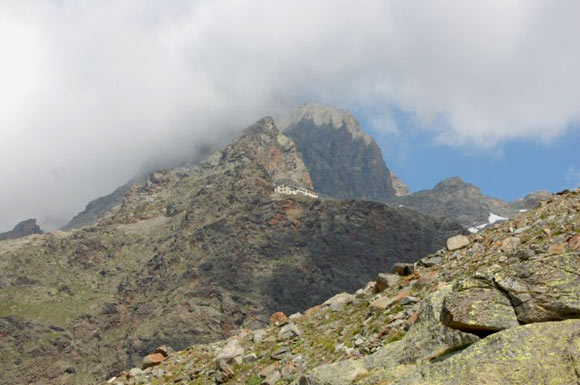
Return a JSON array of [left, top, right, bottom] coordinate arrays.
[[101, 189, 580, 385], [0, 118, 462, 385], [278, 103, 397, 201], [0, 219, 43, 241]]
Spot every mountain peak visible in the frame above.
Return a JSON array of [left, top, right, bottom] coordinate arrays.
[[243, 116, 278, 136], [277, 102, 373, 145], [278, 103, 396, 201], [434, 176, 469, 189], [0, 218, 43, 241]]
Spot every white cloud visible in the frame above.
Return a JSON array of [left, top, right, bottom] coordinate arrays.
[[564, 166, 580, 188], [0, 0, 579, 230]]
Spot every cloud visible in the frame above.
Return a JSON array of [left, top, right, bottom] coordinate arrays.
[[564, 166, 580, 188], [0, 0, 579, 230]]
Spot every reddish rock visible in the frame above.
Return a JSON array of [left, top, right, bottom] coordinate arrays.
[[305, 305, 321, 316], [567, 234, 580, 250], [142, 353, 165, 369], [154, 346, 171, 358], [375, 273, 400, 293], [269, 312, 288, 326], [416, 271, 439, 287], [370, 290, 412, 310], [408, 312, 418, 325], [548, 242, 566, 254]]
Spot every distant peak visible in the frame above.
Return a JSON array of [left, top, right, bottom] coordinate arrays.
[[434, 177, 471, 190], [0, 218, 43, 241], [277, 102, 373, 144]]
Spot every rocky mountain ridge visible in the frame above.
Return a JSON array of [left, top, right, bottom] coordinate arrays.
[[62, 104, 548, 232], [0, 118, 463, 385], [101, 189, 580, 385], [393, 176, 551, 228]]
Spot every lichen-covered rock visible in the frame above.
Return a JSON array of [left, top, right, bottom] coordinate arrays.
[[440, 277, 519, 332], [391, 319, 580, 385], [493, 253, 580, 323]]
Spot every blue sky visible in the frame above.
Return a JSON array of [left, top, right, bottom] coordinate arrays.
[[358, 111, 580, 201]]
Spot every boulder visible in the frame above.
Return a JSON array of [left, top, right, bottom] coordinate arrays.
[[568, 234, 580, 250], [261, 370, 281, 385], [392, 263, 415, 276], [269, 312, 288, 326], [142, 353, 165, 369], [375, 273, 400, 293], [440, 277, 519, 332], [446, 235, 469, 251], [499, 236, 520, 254], [548, 242, 567, 254], [390, 319, 580, 385], [322, 292, 355, 311], [369, 290, 411, 310], [253, 329, 267, 343], [215, 339, 244, 365], [419, 255, 442, 267], [493, 253, 580, 323], [279, 323, 301, 340], [127, 367, 143, 377]]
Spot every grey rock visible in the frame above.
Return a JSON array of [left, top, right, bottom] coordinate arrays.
[[215, 339, 244, 365], [419, 256, 442, 267], [261, 370, 281, 385], [279, 323, 301, 340], [446, 235, 470, 251]]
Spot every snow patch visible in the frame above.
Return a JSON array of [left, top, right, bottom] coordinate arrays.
[[488, 213, 507, 224], [469, 213, 508, 233]]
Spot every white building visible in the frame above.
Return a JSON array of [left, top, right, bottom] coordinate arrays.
[[274, 184, 318, 199]]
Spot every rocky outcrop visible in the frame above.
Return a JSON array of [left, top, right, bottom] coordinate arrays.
[[0, 219, 42, 241], [390, 172, 411, 196], [279, 103, 396, 201]]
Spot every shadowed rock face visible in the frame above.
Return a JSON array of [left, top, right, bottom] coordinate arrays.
[[280, 103, 396, 201], [0, 219, 42, 241], [0, 118, 463, 385]]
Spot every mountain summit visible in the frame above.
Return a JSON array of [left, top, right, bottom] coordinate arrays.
[[278, 103, 397, 201]]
